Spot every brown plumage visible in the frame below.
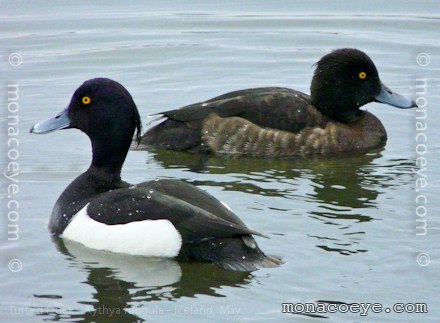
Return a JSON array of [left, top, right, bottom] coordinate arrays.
[[141, 48, 416, 157], [202, 110, 386, 157]]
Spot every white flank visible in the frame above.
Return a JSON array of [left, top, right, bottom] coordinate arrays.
[[62, 204, 182, 258]]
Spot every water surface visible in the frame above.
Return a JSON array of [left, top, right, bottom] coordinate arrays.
[[1, 1, 439, 322]]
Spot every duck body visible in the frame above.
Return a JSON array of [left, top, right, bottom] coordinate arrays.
[[31, 78, 281, 271], [52, 169, 273, 270], [142, 87, 387, 156], [142, 48, 416, 157]]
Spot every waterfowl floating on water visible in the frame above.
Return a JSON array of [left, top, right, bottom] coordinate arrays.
[[30, 78, 282, 271], [142, 48, 416, 157]]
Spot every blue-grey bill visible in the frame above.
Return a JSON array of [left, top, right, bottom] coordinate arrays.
[[375, 83, 417, 109], [30, 108, 71, 134]]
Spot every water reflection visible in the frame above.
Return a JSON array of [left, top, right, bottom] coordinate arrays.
[[37, 238, 252, 322], [146, 148, 415, 255], [147, 148, 414, 208]]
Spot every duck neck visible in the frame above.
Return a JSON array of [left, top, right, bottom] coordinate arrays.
[[90, 136, 131, 175], [311, 96, 362, 123]]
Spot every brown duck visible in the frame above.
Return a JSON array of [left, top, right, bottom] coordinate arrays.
[[142, 48, 416, 157]]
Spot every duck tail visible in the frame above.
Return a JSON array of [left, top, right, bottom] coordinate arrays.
[[178, 235, 283, 272], [213, 235, 283, 272], [141, 118, 205, 152], [215, 253, 283, 272]]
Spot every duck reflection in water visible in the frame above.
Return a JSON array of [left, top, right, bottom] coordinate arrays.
[[37, 237, 253, 322], [146, 148, 414, 256]]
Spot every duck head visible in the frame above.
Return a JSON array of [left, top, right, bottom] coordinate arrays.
[[31, 78, 142, 172], [310, 48, 416, 123]]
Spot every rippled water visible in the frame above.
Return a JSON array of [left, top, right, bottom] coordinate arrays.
[[1, 1, 440, 322]]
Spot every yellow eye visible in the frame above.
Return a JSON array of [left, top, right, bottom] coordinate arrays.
[[82, 96, 91, 105], [359, 72, 367, 79]]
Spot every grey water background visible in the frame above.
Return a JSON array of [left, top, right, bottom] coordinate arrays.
[[1, 1, 440, 322]]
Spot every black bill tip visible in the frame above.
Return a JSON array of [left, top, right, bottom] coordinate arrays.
[[374, 83, 417, 109]]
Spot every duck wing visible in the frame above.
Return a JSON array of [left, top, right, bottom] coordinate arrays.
[[142, 87, 328, 152], [86, 180, 265, 243], [137, 179, 248, 228], [158, 87, 317, 133]]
